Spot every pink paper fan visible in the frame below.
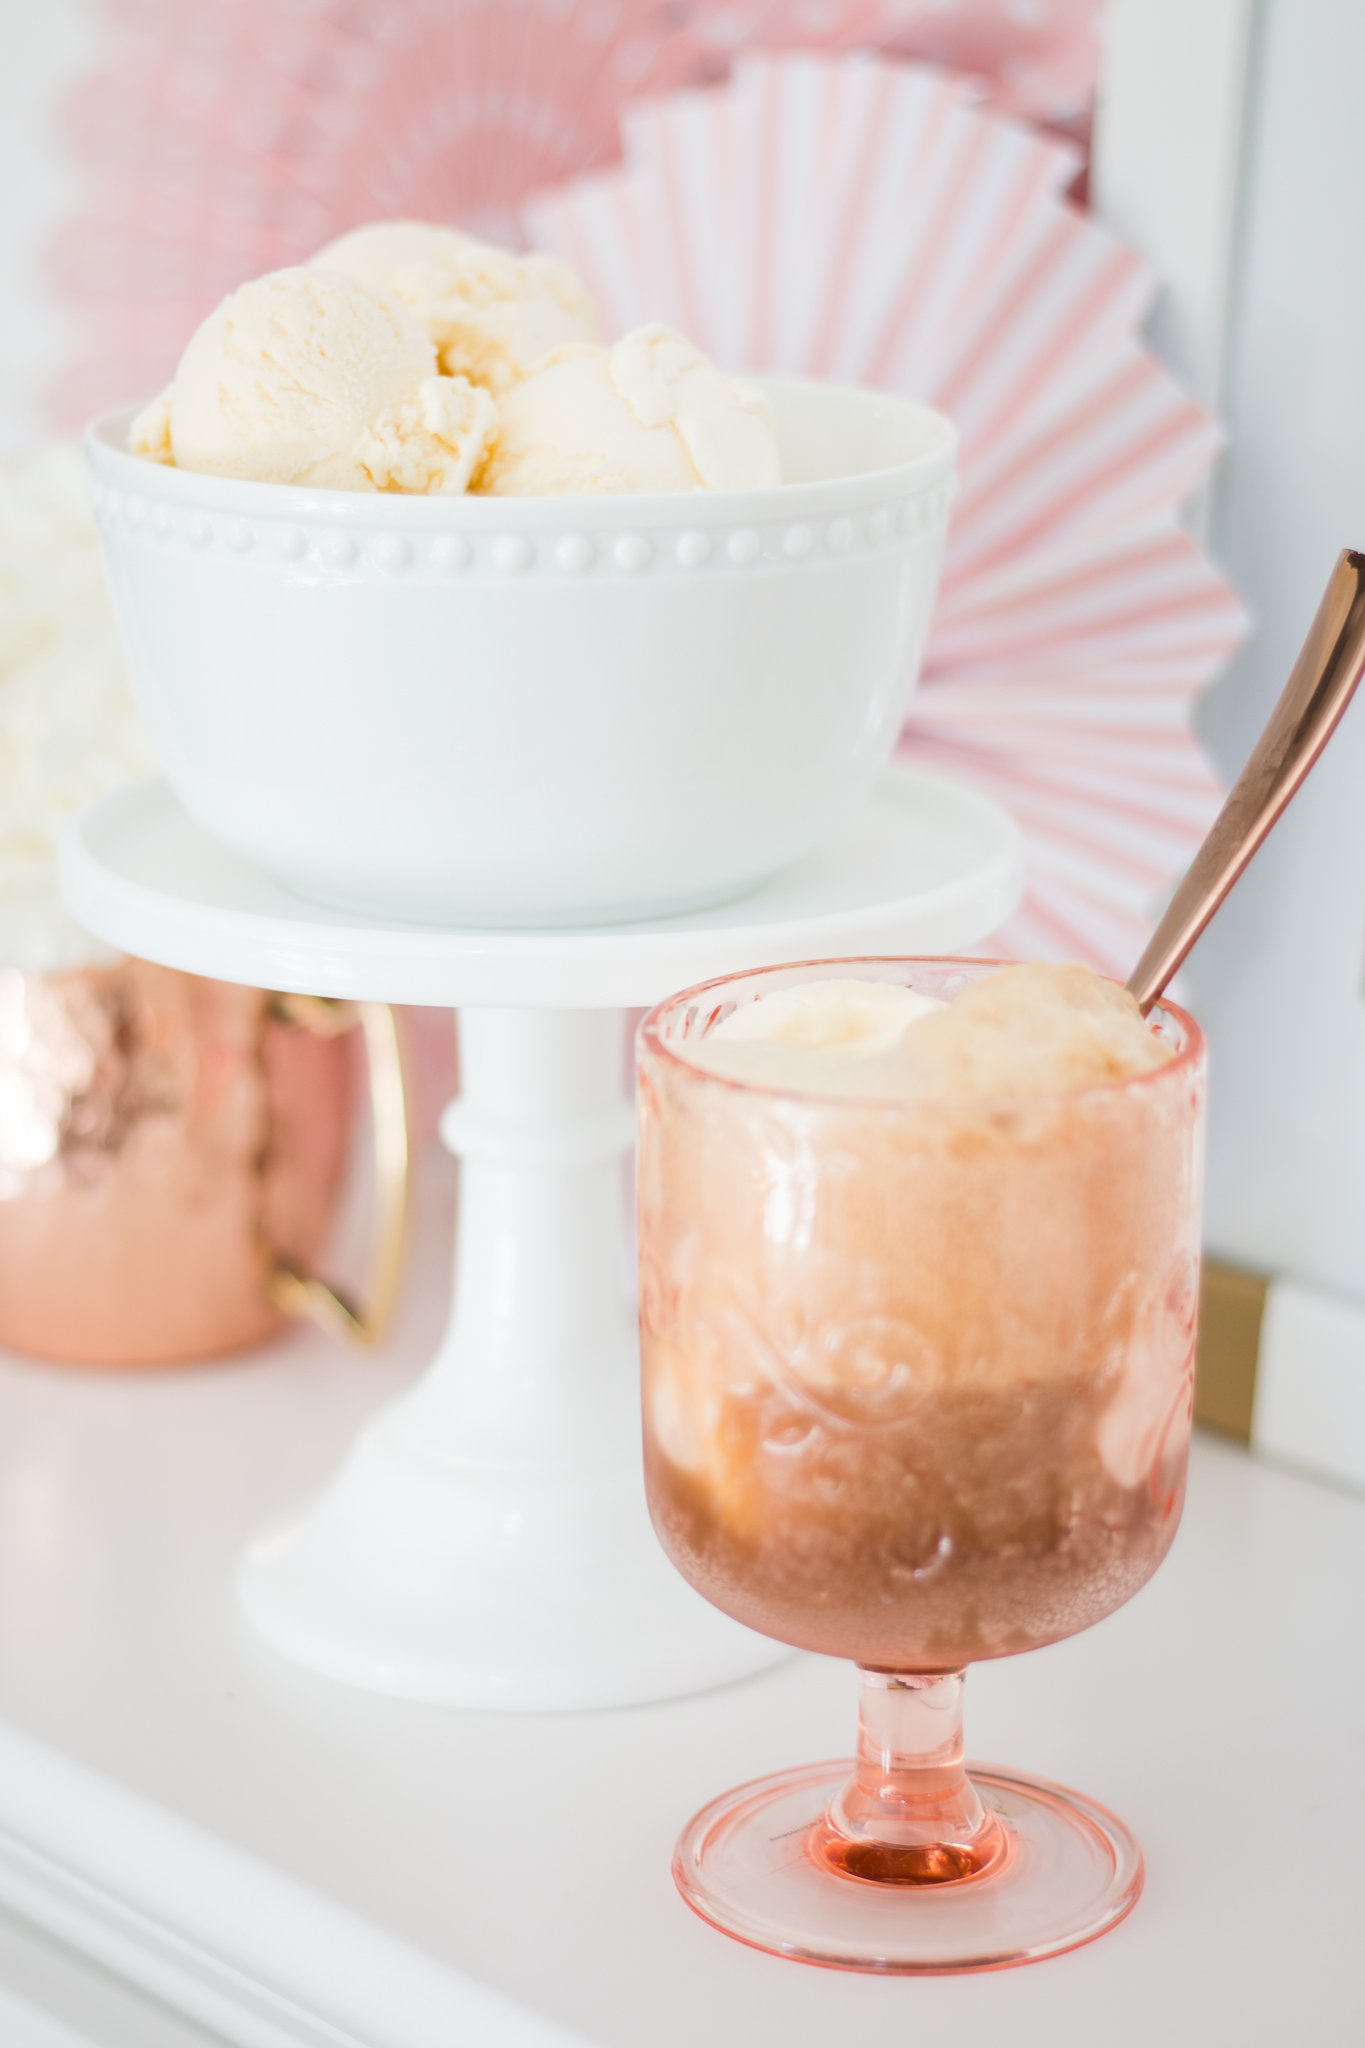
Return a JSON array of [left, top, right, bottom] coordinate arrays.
[[51, 0, 1099, 429], [678, 0, 1103, 129], [525, 54, 1247, 975], [49, 0, 701, 427]]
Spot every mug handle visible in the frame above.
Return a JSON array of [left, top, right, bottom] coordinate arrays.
[[264, 993, 412, 1348]]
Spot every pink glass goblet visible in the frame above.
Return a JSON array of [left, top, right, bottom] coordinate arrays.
[[638, 958, 1205, 1974]]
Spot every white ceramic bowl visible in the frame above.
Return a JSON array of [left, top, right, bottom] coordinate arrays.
[[87, 383, 955, 927]]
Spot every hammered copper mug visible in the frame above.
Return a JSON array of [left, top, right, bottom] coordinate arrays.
[[0, 957, 409, 1365]]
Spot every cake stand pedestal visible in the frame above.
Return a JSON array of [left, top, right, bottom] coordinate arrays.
[[62, 764, 1018, 1711]]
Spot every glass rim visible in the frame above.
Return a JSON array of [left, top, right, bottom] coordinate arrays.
[[638, 954, 1205, 1113]]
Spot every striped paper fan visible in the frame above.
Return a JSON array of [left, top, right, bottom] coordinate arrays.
[[678, 0, 1103, 130], [525, 53, 1247, 974], [52, 0, 1097, 431]]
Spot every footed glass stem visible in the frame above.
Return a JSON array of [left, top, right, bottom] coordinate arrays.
[[812, 1669, 1006, 1885], [674, 1662, 1143, 1973]]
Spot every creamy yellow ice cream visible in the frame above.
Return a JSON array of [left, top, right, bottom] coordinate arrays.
[[312, 220, 596, 394], [128, 267, 496, 493], [125, 236, 784, 500], [683, 965, 1172, 1101], [899, 962, 1173, 1099], [476, 326, 781, 497]]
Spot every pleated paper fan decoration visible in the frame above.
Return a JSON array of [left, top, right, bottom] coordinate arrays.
[[52, 0, 1100, 431], [525, 54, 1247, 974], [678, 0, 1103, 131]]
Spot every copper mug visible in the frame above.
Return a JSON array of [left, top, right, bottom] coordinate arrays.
[[0, 958, 409, 1365]]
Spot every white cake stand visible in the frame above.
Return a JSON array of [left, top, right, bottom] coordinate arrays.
[[63, 764, 1018, 1711]]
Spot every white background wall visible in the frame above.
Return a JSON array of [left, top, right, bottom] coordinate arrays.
[[1097, 0, 1365, 1311], [0, 0, 92, 456], [1185, 0, 1365, 1302]]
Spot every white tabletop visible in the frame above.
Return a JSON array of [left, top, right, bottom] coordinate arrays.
[[0, 1910, 225, 2048], [0, 1154, 1360, 2048], [59, 766, 1019, 1007]]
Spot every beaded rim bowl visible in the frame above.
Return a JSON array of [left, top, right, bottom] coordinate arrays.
[[86, 380, 956, 927]]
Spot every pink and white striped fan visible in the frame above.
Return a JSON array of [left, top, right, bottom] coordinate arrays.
[[678, 0, 1103, 131], [526, 54, 1246, 974], [52, 0, 1099, 431]]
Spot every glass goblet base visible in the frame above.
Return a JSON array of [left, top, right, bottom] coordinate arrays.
[[674, 1758, 1143, 1975]]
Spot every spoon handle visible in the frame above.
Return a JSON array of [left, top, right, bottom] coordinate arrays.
[[1128, 548, 1365, 1013]]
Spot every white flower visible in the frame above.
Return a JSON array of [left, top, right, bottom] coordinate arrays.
[[0, 447, 155, 970]]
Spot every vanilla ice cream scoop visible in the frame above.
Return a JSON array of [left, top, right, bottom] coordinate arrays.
[[312, 221, 596, 394], [476, 326, 781, 497], [679, 966, 1171, 1102], [128, 266, 495, 493], [683, 979, 945, 1096], [897, 963, 1173, 1100], [712, 980, 944, 1053]]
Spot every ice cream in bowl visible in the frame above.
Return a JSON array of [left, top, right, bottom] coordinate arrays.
[[88, 222, 955, 927]]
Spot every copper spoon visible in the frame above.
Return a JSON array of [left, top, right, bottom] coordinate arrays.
[[1128, 548, 1365, 1013]]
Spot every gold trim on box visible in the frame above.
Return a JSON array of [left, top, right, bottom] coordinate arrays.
[[1195, 1260, 1269, 1445]]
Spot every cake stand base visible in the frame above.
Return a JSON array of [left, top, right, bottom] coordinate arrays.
[[239, 1424, 774, 1712], [240, 1005, 777, 1711], [63, 766, 1019, 1710]]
